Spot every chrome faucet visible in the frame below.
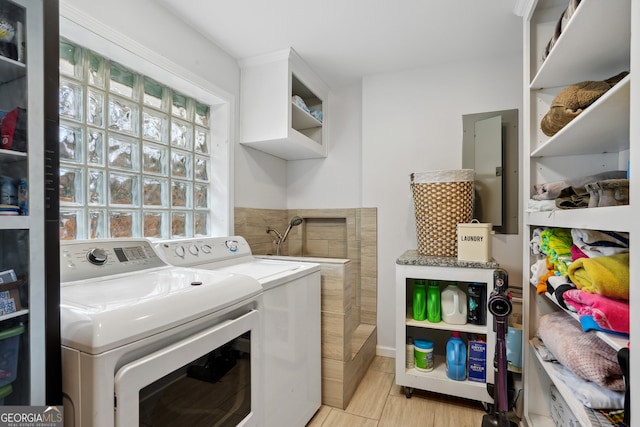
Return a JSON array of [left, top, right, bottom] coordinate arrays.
[[266, 216, 304, 256]]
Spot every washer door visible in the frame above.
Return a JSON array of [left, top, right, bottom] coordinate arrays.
[[114, 308, 260, 427]]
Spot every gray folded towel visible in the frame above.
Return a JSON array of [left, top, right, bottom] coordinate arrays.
[[532, 170, 627, 200]]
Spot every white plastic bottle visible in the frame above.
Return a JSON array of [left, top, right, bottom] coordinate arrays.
[[406, 336, 415, 369], [441, 283, 467, 324]]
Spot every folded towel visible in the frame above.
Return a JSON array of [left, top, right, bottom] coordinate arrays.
[[525, 199, 556, 213], [571, 244, 588, 261], [532, 171, 627, 200], [571, 229, 629, 258], [538, 311, 624, 391], [309, 109, 323, 123], [549, 280, 577, 311], [568, 253, 629, 299], [529, 228, 544, 255], [548, 362, 625, 409], [563, 289, 629, 335], [291, 95, 310, 113], [540, 228, 573, 276], [580, 316, 629, 337]]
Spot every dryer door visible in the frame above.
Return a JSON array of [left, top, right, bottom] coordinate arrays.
[[114, 308, 260, 427]]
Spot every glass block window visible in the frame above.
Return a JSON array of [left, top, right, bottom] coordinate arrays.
[[59, 39, 212, 240]]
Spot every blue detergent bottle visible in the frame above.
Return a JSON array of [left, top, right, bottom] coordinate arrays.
[[446, 331, 467, 381]]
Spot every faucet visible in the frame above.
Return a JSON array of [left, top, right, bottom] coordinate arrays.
[[266, 216, 304, 256]]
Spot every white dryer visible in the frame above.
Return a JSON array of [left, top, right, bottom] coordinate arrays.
[[60, 238, 263, 427], [154, 236, 322, 427]]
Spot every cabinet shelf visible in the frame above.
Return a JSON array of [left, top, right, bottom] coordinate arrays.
[[405, 315, 487, 335], [0, 148, 28, 161], [525, 205, 631, 232], [531, 0, 630, 89], [396, 256, 497, 405], [0, 308, 28, 322], [530, 75, 630, 158], [530, 341, 610, 427], [402, 354, 491, 402], [291, 101, 322, 130], [0, 55, 25, 85], [0, 216, 29, 229]]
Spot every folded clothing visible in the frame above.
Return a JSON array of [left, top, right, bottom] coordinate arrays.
[[585, 179, 629, 208], [571, 229, 628, 258], [291, 95, 310, 113], [555, 185, 590, 209], [547, 362, 625, 409], [568, 253, 629, 299], [543, 0, 581, 60], [563, 289, 629, 335], [532, 171, 627, 201], [538, 311, 624, 391], [309, 109, 323, 123], [525, 199, 556, 213]]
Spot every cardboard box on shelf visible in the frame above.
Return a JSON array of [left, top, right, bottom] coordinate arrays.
[[0, 279, 22, 315], [468, 338, 487, 383]]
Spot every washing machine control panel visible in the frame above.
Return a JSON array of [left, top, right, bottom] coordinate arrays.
[[154, 236, 253, 267], [60, 238, 168, 282]]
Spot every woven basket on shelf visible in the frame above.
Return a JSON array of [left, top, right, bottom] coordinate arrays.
[[411, 169, 474, 257]]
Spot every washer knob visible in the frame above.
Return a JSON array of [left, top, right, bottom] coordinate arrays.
[[201, 244, 212, 254], [87, 248, 108, 265], [175, 246, 186, 257], [188, 244, 199, 255], [226, 240, 238, 252]]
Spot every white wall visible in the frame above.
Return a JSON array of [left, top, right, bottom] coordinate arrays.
[[235, 81, 364, 210], [288, 83, 363, 208], [362, 55, 524, 355], [61, 0, 239, 97]]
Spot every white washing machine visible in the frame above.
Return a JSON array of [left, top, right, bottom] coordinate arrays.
[[59, 238, 264, 427], [154, 236, 322, 427]]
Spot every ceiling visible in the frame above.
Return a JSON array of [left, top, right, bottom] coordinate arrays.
[[155, 0, 523, 87]]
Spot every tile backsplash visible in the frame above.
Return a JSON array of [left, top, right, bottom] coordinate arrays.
[[234, 207, 377, 326]]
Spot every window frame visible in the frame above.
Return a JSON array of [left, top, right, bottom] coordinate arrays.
[[59, 6, 234, 238]]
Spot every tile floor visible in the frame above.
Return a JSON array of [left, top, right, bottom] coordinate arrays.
[[307, 356, 493, 427]]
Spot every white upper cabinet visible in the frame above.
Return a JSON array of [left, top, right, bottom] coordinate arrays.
[[239, 48, 329, 160]]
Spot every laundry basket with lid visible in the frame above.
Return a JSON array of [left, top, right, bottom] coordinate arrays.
[[410, 169, 474, 257]]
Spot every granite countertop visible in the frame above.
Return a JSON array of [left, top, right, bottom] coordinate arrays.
[[396, 250, 499, 269]]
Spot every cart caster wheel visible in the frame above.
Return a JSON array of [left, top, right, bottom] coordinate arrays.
[[404, 387, 413, 398], [482, 402, 494, 414]]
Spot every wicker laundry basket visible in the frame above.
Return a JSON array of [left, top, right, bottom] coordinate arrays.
[[411, 169, 474, 257]]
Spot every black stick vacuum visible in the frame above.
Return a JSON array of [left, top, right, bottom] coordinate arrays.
[[482, 268, 518, 427]]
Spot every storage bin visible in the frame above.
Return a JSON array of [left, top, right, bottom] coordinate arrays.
[[0, 383, 12, 405], [457, 220, 493, 262], [411, 170, 474, 257], [0, 324, 24, 387]]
